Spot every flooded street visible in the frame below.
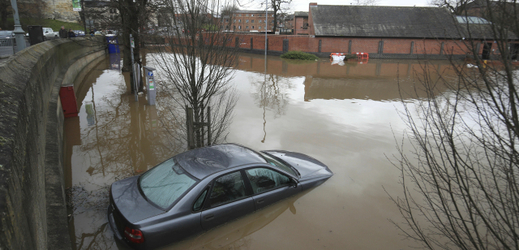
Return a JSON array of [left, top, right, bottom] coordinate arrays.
[[65, 53, 455, 249]]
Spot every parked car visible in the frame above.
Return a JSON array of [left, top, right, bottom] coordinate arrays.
[[0, 30, 15, 46], [42, 27, 58, 40], [73, 30, 85, 37], [108, 143, 333, 249]]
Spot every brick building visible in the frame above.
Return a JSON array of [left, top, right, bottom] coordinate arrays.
[[293, 11, 309, 35], [192, 2, 518, 59], [222, 10, 279, 32]]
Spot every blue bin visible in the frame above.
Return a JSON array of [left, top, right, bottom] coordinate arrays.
[[106, 35, 120, 54]]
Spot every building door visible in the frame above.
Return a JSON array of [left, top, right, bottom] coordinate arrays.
[[511, 44, 519, 60], [283, 39, 289, 53], [482, 43, 492, 60]]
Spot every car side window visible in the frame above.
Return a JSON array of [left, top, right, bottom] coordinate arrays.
[[208, 171, 246, 207], [193, 189, 208, 212], [245, 168, 291, 194]]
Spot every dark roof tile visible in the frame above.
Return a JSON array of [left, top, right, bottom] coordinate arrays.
[[311, 5, 460, 38]]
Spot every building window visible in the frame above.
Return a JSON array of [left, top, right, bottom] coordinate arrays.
[[259, 20, 262, 23], [251, 14, 254, 17], [259, 26, 262, 29], [238, 14, 241, 17], [246, 14, 249, 17], [246, 19, 249, 23], [238, 26, 241, 29], [239, 19, 241, 23], [252, 26, 254, 29], [246, 26, 248, 29], [233, 19, 236, 23], [251, 20, 254, 23]]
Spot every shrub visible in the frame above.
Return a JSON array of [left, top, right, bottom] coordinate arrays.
[[280, 51, 319, 60]]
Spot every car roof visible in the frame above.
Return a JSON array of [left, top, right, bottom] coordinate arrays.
[[176, 144, 266, 180]]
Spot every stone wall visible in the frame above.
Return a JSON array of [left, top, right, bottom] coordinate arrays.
[[18, 0, 81, 23], [0, 37, 105, 250]]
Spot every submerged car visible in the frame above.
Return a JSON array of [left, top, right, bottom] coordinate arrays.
[[108, 143, 333, 249]]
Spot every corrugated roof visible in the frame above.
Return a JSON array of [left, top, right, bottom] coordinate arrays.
[[311, 5, 461, 38]]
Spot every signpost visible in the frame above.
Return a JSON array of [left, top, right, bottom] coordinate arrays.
[[144, 66, 156, 105]]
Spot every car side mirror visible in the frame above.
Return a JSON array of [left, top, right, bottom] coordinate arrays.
[[290, 179, 298, 188]]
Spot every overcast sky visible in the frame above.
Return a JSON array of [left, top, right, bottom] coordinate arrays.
[[239, 0, 433, 12]]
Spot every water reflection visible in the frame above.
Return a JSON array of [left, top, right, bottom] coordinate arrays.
[[65, 56, 183, 250], [65, 53, 457, 250], [160, 192, 303, 250]]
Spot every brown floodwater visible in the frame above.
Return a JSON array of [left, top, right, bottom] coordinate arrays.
[[64, 53, 456, 250]]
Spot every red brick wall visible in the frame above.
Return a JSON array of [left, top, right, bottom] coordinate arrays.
[[294, 17, 309, 35], [195, 32, 518, 57]]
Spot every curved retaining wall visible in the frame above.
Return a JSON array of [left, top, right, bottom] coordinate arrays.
[[0, 37, 106, 250]]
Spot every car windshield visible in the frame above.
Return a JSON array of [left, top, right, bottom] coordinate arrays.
[[259, 152, 298, 177], [139, 158, 197, 210]]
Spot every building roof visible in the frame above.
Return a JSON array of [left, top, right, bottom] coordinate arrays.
[[295, 11, 308, 17], [310, 5, 461, 39], [235, 10, 274, 14]]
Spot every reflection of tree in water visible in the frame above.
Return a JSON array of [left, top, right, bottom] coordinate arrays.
[[250, 73, 294, 143], [68, 71, 185, 250], [153, 53, 238, 149], [251, 74, 294, 118]]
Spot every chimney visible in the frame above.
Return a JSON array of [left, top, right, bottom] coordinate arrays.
[[310, 2, 317, 6]]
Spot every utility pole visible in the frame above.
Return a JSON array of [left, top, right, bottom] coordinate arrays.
[[10, 0, 26, 52]]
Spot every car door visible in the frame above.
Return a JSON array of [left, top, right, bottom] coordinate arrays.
[[201, 171, 255, 230], [245, 167, 299, 211]]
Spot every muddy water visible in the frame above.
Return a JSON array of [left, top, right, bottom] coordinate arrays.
[[65, 53, 455, 249]]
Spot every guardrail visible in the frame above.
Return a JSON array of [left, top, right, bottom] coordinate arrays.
[[0, 38, 15, 57], [0, 38, 32, 58]]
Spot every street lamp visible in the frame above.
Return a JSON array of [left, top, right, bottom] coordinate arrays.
[[10, 0, 27, 53]]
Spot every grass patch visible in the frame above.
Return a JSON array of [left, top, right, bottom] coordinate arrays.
[[5, 18, 84, 31], [281, 51, 319, 61]]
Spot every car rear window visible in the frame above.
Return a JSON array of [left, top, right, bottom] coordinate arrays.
[[139, 158, 197, 210]]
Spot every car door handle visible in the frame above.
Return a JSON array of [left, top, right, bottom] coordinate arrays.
[[256, 198, 264, 204], [204, 214, 214, 221]]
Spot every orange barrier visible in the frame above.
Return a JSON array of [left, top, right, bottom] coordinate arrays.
[[356, 52, 369, 60]]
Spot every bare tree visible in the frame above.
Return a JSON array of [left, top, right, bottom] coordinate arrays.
[[428, 0, 469, 14], [259, 0, 291, 33], [389, 0, 519, 249], [352, 0, 378, 6], [0, 0, 9, 29], [153, 0, 239, 148]]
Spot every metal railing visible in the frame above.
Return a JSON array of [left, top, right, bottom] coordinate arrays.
[[0, 38, 31, 58], [0, 38, 15, 57]]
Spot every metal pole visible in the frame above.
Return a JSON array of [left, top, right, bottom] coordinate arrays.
[[207, 106, 211, 146], [265, 0, 267, 56], [130, 34, 138, 102], [10, 0, 26, 53], [186, 106, 194, 149]]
